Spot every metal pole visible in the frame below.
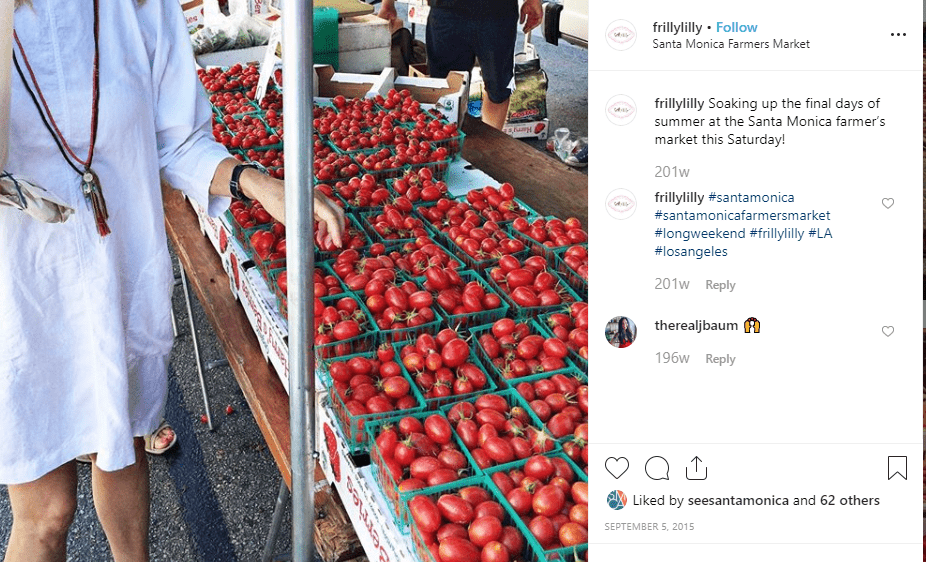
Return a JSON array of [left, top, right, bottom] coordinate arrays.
[[282, 0, 316, 561], [180, 265, 214, 430]]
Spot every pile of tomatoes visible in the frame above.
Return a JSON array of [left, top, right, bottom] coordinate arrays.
[[384, 237, 462, 277], [328, 347, 421, 443], [407, 485, 528, 562], [513, 375, 588, 471], [511, 217, 587, 248], [313, 295, 371, 357], [464, 184, 532, 223], [474, 318, 572, 382], [392, 168, 451, 203], [541, 303, 589, 364], [489, 455, 588, 550], [486, 255, 574, 310], [398, 332, 489, 402], [444, 394, 555, 470], [373, 413, 473, 497]]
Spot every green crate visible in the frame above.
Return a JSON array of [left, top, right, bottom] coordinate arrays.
[[407, 159, 452, 182], [404, 477, 536, 562], [268, 266, 288, 317], [551, 245, 588, 301], [319, 346, 427, 454], [506, 218, 586, 262], [388, 341, 500, 411], [438, 389, 560, 473], [352, 148, 410, 182], [534, 311, 588, 374], [483, 452, 588, 561], [506, 370, 588, 454], [415, 269, 510, 331], [468, 322, 578, 387], [373, 309, 444, 351], [485, 268, 582, 321], [381, 237, 465, 278], [314, 293, 379, 361], [357, 208, 426, 245], [364, 410, 480, 527], [387, 176, 455, 206], [454, 191, 540, 227]]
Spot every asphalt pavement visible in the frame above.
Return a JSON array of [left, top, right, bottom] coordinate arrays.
[[0, 12, 587, 561]]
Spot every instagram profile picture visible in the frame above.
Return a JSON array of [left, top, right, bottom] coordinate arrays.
[[605, 94, 636, 126], [606, 316, 637, 349], [605, 189, 637, 220], [606, 20, 636, 50]]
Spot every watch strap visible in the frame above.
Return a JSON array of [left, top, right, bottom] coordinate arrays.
[[229, 163, 258, 202]]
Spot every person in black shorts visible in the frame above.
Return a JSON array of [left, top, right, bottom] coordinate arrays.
[[379, 0, 543, 130]]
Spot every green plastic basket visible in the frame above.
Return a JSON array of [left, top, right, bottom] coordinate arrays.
[[417, 269, 510, 331], [318, 345, 427, 454], [506, 218, 586, 262], [358, 208, 426, 244], [506, 369, 588, 448], [454, 192, 541, 227], [364, 410, 480, 526], [484, 452, 588, 561], [485, 269, 582, 321], [468, 321, 578, 388], [381, 238, 464, 278], [551, 245, 588, 301], [404, 478, 536, 562], [388, 341, 499, 411], [438, 389, 560, 473], [313, 293, 378, 361], [534, 311, 588, 374]]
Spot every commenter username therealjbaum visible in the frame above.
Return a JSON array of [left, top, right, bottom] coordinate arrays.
[[652, 21, 810, 49]]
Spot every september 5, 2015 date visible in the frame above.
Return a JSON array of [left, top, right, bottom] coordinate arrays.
[[604, 522, 696, 531]]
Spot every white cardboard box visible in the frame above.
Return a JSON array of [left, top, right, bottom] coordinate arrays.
[[316, 392, 417, 562], [503, 118, 550, 140]]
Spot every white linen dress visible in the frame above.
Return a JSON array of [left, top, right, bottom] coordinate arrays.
[[0, 0, 230, 484]]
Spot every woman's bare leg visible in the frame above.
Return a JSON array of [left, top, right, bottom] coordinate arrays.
[[91, 438, 150, 562], [4, 462, 78, 562]]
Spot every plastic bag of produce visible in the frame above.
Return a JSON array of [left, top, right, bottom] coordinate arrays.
[[190, 10, 271, 56]]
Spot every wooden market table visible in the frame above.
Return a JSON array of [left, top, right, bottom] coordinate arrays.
[[162, 119, 587, 561]]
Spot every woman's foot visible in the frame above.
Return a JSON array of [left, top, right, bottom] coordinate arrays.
[[144, 421, 177, 455], [76, 421, 177, 463]]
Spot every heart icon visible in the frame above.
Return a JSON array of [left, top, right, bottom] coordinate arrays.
[[605, 456, 629, 480], [882, 326, 894, 337], [882, 198, 894, 209]]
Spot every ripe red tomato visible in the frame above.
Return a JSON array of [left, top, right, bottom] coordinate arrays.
[[480, 541, 510, 562], [437, 494, 475, 525], [409, 495, 442, 533], [558, 522, 588, 546], [468, 516, 503, 548], [438, 537, 480, 562], [424, 414, 453, 445]]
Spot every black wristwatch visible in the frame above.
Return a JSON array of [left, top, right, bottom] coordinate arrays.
[[229, 163, 259, 203]]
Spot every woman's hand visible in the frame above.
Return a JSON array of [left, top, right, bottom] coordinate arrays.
[[314, 188, 345, 248], [210, 158, 346, 247]]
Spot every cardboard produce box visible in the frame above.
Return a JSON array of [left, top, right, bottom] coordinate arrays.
[[181, 0, 205, 33], [315, 65, 469, 124]]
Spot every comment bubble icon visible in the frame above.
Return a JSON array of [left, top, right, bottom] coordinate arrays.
[[645, 456, 670, 480]]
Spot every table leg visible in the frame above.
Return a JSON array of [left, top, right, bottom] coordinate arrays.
[[263, 478, 292, 562], [180, 265, 214, 430]]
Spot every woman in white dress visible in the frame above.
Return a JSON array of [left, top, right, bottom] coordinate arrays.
[[1, 1, 344, 560]]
